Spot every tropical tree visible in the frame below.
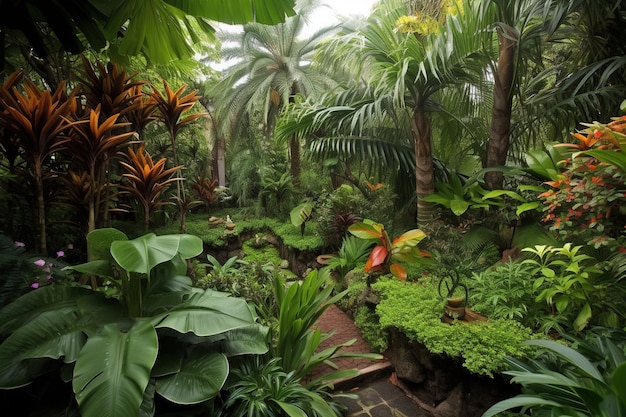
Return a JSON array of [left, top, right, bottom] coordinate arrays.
[[0, 75, 77, 253], [278, 0, 489, 228], [211, 0, 339, 183]]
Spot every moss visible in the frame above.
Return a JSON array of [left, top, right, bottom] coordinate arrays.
[[371, 277, 539, 376], [273, 222, 324, 251]]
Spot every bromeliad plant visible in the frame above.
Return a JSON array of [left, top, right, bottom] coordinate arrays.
[[0, 228, 267, 417], [348, 219, 429, 281]]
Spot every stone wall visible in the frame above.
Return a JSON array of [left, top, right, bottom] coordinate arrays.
[[388, 328, 520, 417]]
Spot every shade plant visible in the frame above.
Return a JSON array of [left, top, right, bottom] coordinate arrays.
[[0, 228, 267, 417], [482, 329, 626, 417], [348, 219, 430, 281]]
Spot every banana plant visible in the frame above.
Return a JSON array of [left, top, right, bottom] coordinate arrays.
[[348, 219, 430, 281], [0, 228, 267, 417]]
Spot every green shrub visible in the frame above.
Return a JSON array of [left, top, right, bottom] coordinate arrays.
[[354, 307, 388, 353], [372, 277, 539, 376], [468, 261, 552, 331]]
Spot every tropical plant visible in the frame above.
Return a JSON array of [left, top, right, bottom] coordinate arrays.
[[259, 171, 296, 217], [522, 244, 607, 332], [0, 228, 267, 417], [278, 0, 491, 228], [221, 356, 344, 417], [118, 144, 182, 231], [66, 106, 136, 231], [0, 74, 76, 253], [326, 235, 374, 280], [271, 269, 380, 383], [482, 333, 626, 417], [212, 0, 339, 183], [290, 201, 314, 237], [348, 219, 430, 281]]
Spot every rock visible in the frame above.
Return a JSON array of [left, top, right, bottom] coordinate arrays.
[[280, 259, 290, 269], [434, 383, 463, 417]]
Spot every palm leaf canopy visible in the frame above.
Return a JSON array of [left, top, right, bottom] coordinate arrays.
[[1, 0, 297, 66]]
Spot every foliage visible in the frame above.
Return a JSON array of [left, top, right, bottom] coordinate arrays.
[[372, 277, 538, 376], [221, 357, 343, 417], [469, 261, 552, 331], [271, 269, 381, 384], [290, 201, 314, 237], [326, 236, 374, 279], [522, 244, 614, 332], [259, 170, 297, 218], [537, 116, 626, 251], [0, 228, 267, 417], [482, 329, 626, 417], [354, 307, 388, 353], [119, 144, 182, 231], [348, 219, 430, 281], [314, 185, 367, 248], [273, 221, 325, 252]]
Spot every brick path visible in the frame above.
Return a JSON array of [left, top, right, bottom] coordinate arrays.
[[313, 304, 433, 417]]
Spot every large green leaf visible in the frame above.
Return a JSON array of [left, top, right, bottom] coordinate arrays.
[[482, 395, 562, 417], [0, 286, 92, 334], [73, 320, 158, 417], [155, 351, 228, 405], [152, 291, 256, 336], [87, 228, 128, 262], [111, 234, 203, 276]]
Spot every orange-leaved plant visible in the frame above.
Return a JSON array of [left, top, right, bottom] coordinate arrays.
[[348, 219, 429, 281]]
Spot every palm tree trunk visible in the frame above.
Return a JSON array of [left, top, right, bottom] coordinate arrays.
[[485, 28, 516, 190], [412, 104, 435, 230], [289, 135, 301, 186]]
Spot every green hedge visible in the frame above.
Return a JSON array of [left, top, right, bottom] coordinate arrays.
[[372, 277, 540, 376]]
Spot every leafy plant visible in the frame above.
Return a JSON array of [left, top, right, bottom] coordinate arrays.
[[372, 277, 538, 376], [271, 269, 381, 384], [259, 171, 296, 217], [0, 228, 267, 417], [326, 235, 374, 279], [348, 219, 430, 281], [482, 331, 626, 417], [221, 357, 343, 417], [119, 144, 182, 231], [290, 201, 314, 237], [0, 74, 76, 252], [522, 244, 606, 332]]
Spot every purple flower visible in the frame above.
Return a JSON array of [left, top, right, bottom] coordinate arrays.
[[56, 250, 65, 258], [31, 283, 39, 289], [46, 275, 52, 280], [14, 241, 25, 247], [34, 259, 46, 267]]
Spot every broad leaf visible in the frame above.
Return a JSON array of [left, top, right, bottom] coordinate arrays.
[[73, 320, 158, 417], [348, 222, 384, 241], [365, 245, 388, 271], [392, 229, 427, 246], [155, 351, 228, 405], [390, 263, 407, 281], [111, 234, 203, 276], [276, 401, 307, 417], [450, 198, 470, 216], [87, 228, 128, 262], [152, 291, 256, 336]]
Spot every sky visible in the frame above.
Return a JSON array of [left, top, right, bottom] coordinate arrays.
[[306, 0, 379, 30]]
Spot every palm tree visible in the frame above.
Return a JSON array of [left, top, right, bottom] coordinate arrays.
[[278, 0, 489, 229], [211, 0, 339, 183]]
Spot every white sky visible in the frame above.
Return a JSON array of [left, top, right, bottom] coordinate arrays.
[[306, 0, 378, 30]]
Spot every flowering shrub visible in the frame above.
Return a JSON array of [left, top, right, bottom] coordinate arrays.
[[538, 117, 626, 251]]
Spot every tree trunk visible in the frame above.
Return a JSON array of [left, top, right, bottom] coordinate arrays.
[[289, 135, 301, 186], [412, 104, 435, 230], [211, 137, 226, 187], [485, 28, 516, 190], [34, 160, 47, 253]]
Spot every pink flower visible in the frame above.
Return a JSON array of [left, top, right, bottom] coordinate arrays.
[[14, 241, 25, 247], [46, 275, 52, 280], [56, 250, 65, 258], [34, 259, 46, 267], [31, 283, 39, 289]]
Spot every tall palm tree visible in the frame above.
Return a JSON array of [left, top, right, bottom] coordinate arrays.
[[212, 0, 339, 183], [278, 0, 489, 229]]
